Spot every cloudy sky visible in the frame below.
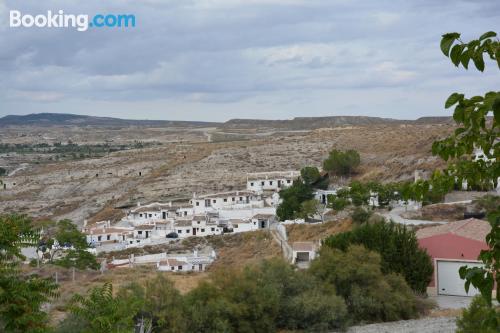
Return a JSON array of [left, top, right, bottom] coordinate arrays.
[[0, 0, 498, 121]]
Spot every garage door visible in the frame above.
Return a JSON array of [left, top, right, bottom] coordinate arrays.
[[437, 260, 483, 296], [296, 252, 310, 262]]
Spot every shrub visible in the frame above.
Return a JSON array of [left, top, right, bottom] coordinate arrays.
[[456, 296, 500, 333], [310, 245, 430, 323], [351, 207, 372, 224], [323, 221, 433, 293]]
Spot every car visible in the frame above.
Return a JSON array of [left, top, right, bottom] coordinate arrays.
[[166, 232, 178, 239]]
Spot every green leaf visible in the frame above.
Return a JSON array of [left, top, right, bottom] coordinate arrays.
[[479, 31, 497, 40], [440, 33, 460, 56], [460, 51, 471, 69], [445, 93, 462, 108], [493, 97, 500, 123], [473, 53, 485, 71], [450, 44, 463, 66]]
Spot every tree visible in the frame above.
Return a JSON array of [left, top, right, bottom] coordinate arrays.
[[49, 220, 99, 270], [323, 220, 433, 293], [351, 207, 372, 225], [434, 31, 499, 309], [323, 149, 360, 176], [310, 245, 430, 323], [276, 179, 314, 221], [0, 214, 58, 333], [300, 166, 321, 186], [68, 283, 142, 333], [456, 296, 500, 333]]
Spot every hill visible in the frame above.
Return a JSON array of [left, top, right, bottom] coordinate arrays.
[[0, 113, 220, 128], [0, 113, 453, 129]]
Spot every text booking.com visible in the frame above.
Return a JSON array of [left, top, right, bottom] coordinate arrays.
[[9, 10, 136, 32]]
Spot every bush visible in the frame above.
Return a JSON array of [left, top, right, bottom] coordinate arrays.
[[456, 296, 500, 333], [310, 245, 430, 323], [323, 221, 433, 293], [276, 180, 314, 221], [351, 207, 372, 224]]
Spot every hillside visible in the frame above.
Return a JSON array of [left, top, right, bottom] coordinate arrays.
[[0, 113, 453, 130], [0, 113, 219, 128]]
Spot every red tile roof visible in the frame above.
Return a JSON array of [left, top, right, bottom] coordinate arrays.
[[416, 218, 490, 242]]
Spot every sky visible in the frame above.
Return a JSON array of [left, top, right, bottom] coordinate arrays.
[[0, 0, 498, 122]]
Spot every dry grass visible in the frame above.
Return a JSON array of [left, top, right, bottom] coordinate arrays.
[[286, 219, 352, 243], [208, 230, 281, 271]]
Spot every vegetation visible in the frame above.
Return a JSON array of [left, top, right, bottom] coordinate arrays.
[[0, 214, 58, 333], [323, 149, 360, 176], [310, 245, 432, 322], [456, 296, 500, 333], [324, 220, 433, 293], [0, 141, 157, 161], [431, 31, 500, 325]]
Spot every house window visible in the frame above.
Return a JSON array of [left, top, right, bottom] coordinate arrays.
[[178, 266, 182, 270], [201, 228, 205, 232], [287, 180, 291, 184], [253, 222, 256, 225], [186, 229, 190, 233], [250, 182, 254, 186], [197, 221, 200, 224], [192, 266, 195, 270], [139, 214, 143, 217], [98, 236, 102, 241], [232, 197, 235, 201], [178, 230, 182, 234], [213, 199, 216, 203], [269, 181, 273, 185], [234, 225, 238, 228], [261, 181, 265, 185], [224, 198, 227, 202], [138, 231, 142, 235], [239, 197, 243, 201], [196, 202, 199, 206], [171, 267, 174, 271], [149, 214, 152, 218], [107, 235, 111, 240], [211, 228, 215, 231]]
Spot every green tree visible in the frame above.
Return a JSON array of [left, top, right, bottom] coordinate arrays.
[[323, 149, 361, 176], [310, 245, 430, 323], [456, 296, 500, 333], [68, 283, 142, 333], [0, 214, 58, 333], [351, 207, 372, 224], [276, 179, 314, 221], [434, 31, 500, 309], [300, 166, 321, 186], [323, 220, 433, 293]]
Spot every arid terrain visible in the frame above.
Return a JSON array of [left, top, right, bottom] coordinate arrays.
[[0, 114, 453, 226]]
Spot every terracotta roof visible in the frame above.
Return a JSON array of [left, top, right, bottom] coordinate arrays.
[[292, 242, 316, 252], [416, 218, 491, 242], [159, 258, 188, 266]]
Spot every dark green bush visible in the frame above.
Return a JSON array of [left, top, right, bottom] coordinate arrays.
[[456, 296, 500, 333], [323, 220, 433, 293]]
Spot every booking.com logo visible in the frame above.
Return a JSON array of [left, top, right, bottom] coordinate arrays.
[[9, 10, 136, 32]]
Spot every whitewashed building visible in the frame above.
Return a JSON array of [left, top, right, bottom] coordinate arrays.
[[191, 191, 263, 214], [246, 171, 299, 192]]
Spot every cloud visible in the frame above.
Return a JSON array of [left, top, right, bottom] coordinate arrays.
[[0, 0, 499, 121]]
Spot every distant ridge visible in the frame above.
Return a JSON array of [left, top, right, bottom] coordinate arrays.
[[221, 116, 453, 130], [0, 113, 453, 129], [0, 113, 220, 128]]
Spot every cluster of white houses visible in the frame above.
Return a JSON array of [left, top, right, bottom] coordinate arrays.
[[84, 172, 297, 249]]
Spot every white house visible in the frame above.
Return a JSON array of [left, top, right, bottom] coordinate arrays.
[[246, 171, 299, 192], [191, 190, 263, 214], [85, 226, 133, 245]]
